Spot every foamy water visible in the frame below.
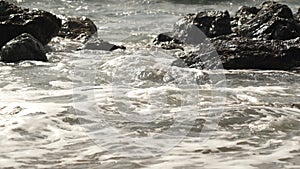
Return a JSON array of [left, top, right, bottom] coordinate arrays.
[[0, 0, 300, 168]]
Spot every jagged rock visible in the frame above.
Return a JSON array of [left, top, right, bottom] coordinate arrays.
[[58, 16, 97, 42], [155, 1, 300, 70], [238, 1, 300, 40], [180, 38, 300, 70], [0, 33, 47, 63], [79, 38, 126, 51], [216, 37, 300, 70], [232, 6, 259, 29], [172, 10, 232, 43], [177, 36, 300, 70], [0, 0, 62, 47]]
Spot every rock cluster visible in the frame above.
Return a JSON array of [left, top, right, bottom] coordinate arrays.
[[57, 16, 97, 42], [154, 1, 300, 70], [0, 1, 61, 47], [1, 0, 300, 70], [0, 1, 124, 63]]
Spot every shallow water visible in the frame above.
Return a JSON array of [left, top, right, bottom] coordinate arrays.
[[1, 0, 300, 168]]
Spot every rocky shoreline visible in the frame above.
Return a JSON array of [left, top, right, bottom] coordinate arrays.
[[1, 0, 300, 70], [154, 1, 300, 70], [0, 0, 124, 63]]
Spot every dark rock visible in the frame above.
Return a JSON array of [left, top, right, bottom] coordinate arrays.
[[238, 1, 300, 40], [179, 36, 300, 70], [172, 10, 232, 43], [58, 16, 97, 42], [153, 32, 183, 50], [232, 6, 259, 29], [79, 38, 126, 51], [0, 0, 24, 16], [154, 32, 182, 44], [216, 37, 300, 69], [0, 1, 62, 47], [0, 33, 47, 63], [155, 1, 300, 70]]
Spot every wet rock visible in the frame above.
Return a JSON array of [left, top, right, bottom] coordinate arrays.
[[79, 38, 126, 51], [232, 6, 259, 29], [172, 10, 232, 43], [175, 43, 223, 70], [0, 33, 47, 63], [137, 68, 167, 83], [153, 32, 182, 44], [58, 16, 97, 42], [0, 1, 62, 47], [216, 37, 300, 70], [179, 37, 300, 70], [238, 1, 300, 40], [155, 1, 300, 70], [153, 33, 183, 50]]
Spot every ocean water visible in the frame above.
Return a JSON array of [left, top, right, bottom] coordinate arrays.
[[0, 0, 300, 168]]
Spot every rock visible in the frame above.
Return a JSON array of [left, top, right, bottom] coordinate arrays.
[[172, 10, 232, 43], [174, 42, 223, 70], [79, 38, 126, 51], [214, 37, 300, 70], [58, 16, 97, 42], [154, 32, 182, 44], [177, 36, 300, 70], [0, 33, 47, 63], [153, 32, 183, 50], [155, 1, 300, 70], [0, 1, 62, 47], [232, 6, 259, 29], [238, 1, 300, 40]]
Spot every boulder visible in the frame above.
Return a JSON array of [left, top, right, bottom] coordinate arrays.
[[215, 37, 300, 70], [232, 5, 259, 29], [0, 1, 62, 47], [0, 33, 47, 63], [58, 16, 97, 42], [238, 1, 300, 40], [172, 10, 232, 43], [175, 36, 300, 70], [154, 1, 300, 70]]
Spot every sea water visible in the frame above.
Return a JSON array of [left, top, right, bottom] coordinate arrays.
[[0, 0, 300, 168]]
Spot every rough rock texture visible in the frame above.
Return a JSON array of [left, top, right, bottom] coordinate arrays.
[[0, 33, 47, 63], [178, 37, 300, 70], [172, 10, 232, 43], [58, 16, 97, 42], [237, 1, 300, 40], [154, 1, 300, 70], [0, 1, 62, 47], [217, 37, 300, 70], [231, 6, 259, 29]]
